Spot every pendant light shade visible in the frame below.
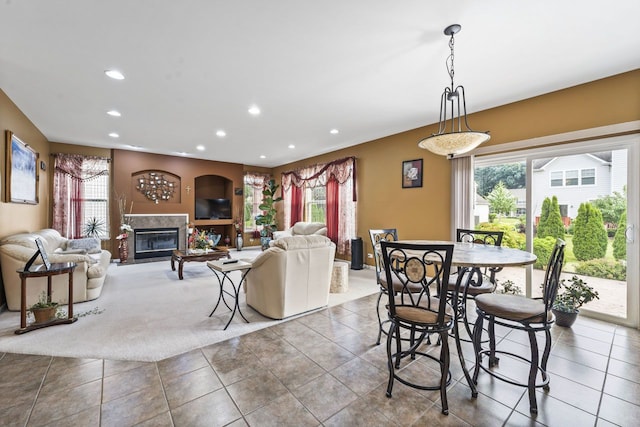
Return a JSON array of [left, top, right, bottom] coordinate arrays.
[[418, 24, 490, 157]]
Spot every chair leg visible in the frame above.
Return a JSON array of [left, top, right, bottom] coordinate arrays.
[[472, 314, 484, 384], [375, 290, 384, 345], [541, 328, 552, 390], [527, 330, 539, 414], [386, 321, 397, 398], [488, 317, 499, 367], [439, 331, 450, 415]]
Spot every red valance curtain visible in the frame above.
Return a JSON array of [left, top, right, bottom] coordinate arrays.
[[290, 185, 303, 225], [281, 156, 356, 255], [326, 176, 339, 243], [52, 154, 109, 238]]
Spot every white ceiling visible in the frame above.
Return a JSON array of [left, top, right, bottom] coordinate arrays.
[[1, 1, 639, 167]]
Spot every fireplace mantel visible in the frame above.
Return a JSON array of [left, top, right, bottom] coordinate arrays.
[[124, 214, 189, 262]]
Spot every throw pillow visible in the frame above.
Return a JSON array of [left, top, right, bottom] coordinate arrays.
[[67, 238, 100, 252]]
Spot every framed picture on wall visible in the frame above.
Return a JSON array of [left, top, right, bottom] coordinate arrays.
[[5, 130, 39, 204], [402, 159, 423, 188]]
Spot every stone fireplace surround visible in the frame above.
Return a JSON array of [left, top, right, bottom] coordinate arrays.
[[124, 214, 188, 263]]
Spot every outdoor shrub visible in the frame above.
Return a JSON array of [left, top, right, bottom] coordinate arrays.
[[476, 222, 525, 249], [572, 202, 608, 261], [575, 259, 626, 281], [566, 222, 575, 235], [537, 197, 550, 237], [537, 196, 565, 240], [533, 236, 557, 269], [488, 213, 496, 223], [613, 211, 627, 260]]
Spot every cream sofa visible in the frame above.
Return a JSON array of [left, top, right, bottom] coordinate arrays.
[[271, 222, 327, 240], [244, 235, 336, 319], [0, 229, 111, 311]]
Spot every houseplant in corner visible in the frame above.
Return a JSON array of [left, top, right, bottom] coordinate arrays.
[[30, 291, 59, 324], [552, 275, 599, 327], [255, 179, 283, 250]]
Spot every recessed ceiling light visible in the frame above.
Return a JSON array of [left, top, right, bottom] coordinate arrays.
[[107, 110, 121, 117], [288, 144, 295, 149], [104, 70, 125, 80], [260, 155, 266, 159], [216, 130, 226, 137], [248, 105, 261, 115], [330, 129, 339, 135], [196, 145, 205, 151], [108, 132, 119, 138]]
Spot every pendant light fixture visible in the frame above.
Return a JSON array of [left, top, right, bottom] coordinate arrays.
[[418, 24, 490, 157]]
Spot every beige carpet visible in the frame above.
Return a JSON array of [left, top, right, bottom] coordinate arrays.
[[0, 249, 378, 362]]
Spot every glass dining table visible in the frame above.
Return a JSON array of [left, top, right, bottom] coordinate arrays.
[[398, 240, 538, 396]]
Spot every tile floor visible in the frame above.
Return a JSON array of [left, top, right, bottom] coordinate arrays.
[[1, 293, 639, 426]]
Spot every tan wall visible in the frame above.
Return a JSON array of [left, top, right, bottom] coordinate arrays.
[[0, 89, 51, 307], [111, 149, 245, 254], [273, 70, 640, 264], [0, 90, 51, 237]]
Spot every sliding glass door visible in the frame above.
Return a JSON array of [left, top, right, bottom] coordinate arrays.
[[474, 135, 638, 326]]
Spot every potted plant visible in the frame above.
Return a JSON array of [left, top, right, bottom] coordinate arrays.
[[30, 291, 59, 324], [83, 217, 106, 238], [552, 275, 599, 327], [255, 179, 283, 250]]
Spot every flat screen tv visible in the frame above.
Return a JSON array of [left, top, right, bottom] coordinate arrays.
[[195, 198, 232, 220]]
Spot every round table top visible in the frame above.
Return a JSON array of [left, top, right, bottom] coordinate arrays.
[[397, 240, 537, 268]]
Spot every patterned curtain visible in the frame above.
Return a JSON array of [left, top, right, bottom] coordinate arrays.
[[281, 157, 356, 255], [52, 154, 109, 238]]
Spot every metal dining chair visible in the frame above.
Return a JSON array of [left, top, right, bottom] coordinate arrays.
[[472, 239, 566, 414], [369, 229, 401, 345], [380, 240, 459, 415], [447, 228, 504, 340]]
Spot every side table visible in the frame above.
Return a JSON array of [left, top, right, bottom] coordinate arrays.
[[15, 262, 77, 335], [206, 260, 252, 330]]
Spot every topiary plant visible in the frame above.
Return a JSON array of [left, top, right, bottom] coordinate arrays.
[[613, 211, 627, 260], [572, 202, 608, 261]]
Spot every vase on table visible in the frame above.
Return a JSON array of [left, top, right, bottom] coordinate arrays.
[[119, 238, 129, 263], [224, 235, 231, 246], [236, 233, 243, 251]]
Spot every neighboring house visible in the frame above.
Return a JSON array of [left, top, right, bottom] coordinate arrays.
[[474, 193, 489, 224], [531, 151, 626, 220], [474, 150, 627, 224]]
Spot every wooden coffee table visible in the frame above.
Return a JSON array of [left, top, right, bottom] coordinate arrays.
[[171, 248, 231, 280]]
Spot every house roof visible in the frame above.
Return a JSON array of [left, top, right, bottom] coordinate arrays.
[[1, 1, 639, 167], [533, 152, 612, 170]]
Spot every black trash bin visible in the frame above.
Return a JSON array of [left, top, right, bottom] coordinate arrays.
[[350, 237, 363, 270]]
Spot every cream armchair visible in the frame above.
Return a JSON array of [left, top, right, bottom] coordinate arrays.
[[244, 235, 336, 319], [271, 222, 327, 240]]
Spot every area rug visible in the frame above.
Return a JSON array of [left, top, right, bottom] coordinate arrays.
[[0, 252, 377, 362]]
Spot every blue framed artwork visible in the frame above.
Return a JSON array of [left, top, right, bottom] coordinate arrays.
[[5, 130, 39, 204]]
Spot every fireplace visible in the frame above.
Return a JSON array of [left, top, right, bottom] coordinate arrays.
[[134, 227, 179, 259]]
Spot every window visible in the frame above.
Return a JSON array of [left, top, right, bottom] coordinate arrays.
[[305, 186, 326, 222], [550, 171, 563, 187], [551, 169, 596, 187], [243, 173, 269, 232], [565, 170, 579, 186], [581, 168, 596, 185], [82, 172, 110, 237]]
